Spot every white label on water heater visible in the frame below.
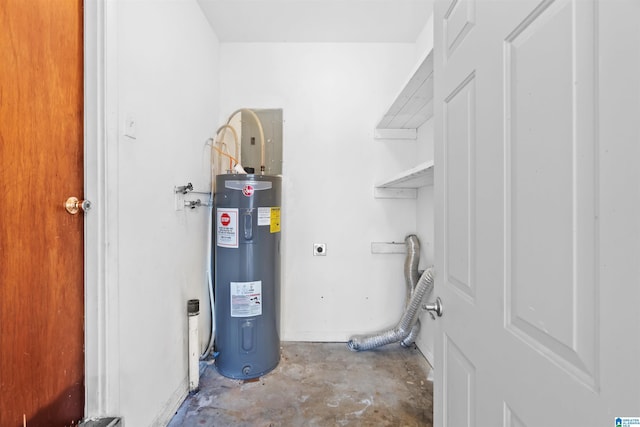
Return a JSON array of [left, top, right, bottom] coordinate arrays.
[[230, 281, 262, 317], [257, 207, 271, 226], [217, 208, 238, 248]]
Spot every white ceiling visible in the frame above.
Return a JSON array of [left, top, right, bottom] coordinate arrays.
[[197, 0, 433, 43]]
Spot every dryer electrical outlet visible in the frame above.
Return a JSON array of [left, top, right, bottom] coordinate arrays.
[[313, 243, 327, 256]]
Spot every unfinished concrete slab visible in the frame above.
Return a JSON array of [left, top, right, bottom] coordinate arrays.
[[168, 342, 433, 427]]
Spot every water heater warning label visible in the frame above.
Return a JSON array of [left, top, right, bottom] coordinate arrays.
[[217, 208, 238, 248], [258, 207, 281, 233], [270, 207, 281, 233], [230, 281, 262, 317], [257, 207, 271, 226]]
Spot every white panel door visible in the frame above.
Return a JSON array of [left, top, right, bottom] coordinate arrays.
[[432, 0, 640, 425]]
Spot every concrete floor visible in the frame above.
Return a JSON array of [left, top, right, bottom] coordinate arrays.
[[168, 342, 433, 427]]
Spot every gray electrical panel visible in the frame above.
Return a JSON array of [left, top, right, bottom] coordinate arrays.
[[214, 174, 281, 379]]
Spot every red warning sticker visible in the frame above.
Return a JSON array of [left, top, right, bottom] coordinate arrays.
[[217, 208, 238, 248]]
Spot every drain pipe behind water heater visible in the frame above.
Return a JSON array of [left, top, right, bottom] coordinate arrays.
[[201, 192, 216, 359], [188, 299, 200, 392]]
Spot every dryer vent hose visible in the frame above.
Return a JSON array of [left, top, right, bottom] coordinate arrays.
[[347, 235, 434, 351]]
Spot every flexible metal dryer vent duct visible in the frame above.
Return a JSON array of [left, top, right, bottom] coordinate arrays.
[[348, 235, 434, 351]]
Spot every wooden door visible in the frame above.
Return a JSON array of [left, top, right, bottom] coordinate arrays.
[[0, 0, 85, 425], [433, 0, 640, 425]]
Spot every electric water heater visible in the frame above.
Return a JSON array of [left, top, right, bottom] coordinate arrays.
[[214, 174, 281, 379]]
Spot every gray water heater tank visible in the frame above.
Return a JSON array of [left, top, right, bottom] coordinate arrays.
[[214, 174, 281, 379]]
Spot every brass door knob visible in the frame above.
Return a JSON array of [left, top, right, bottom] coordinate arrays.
[[65, 197, 91, 215]]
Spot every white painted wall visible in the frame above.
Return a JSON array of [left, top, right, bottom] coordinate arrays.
[[219, 43, 420, 341], [413, 13, 436, 365], [414, 118, 436, 363], [112, 1, 219, 425], [415, 13, 434, 63]]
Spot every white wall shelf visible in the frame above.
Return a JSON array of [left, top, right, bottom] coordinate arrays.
[[374, 160, 434, 199], [370, 242, 407, 254], [375, 50, 434, 132]]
